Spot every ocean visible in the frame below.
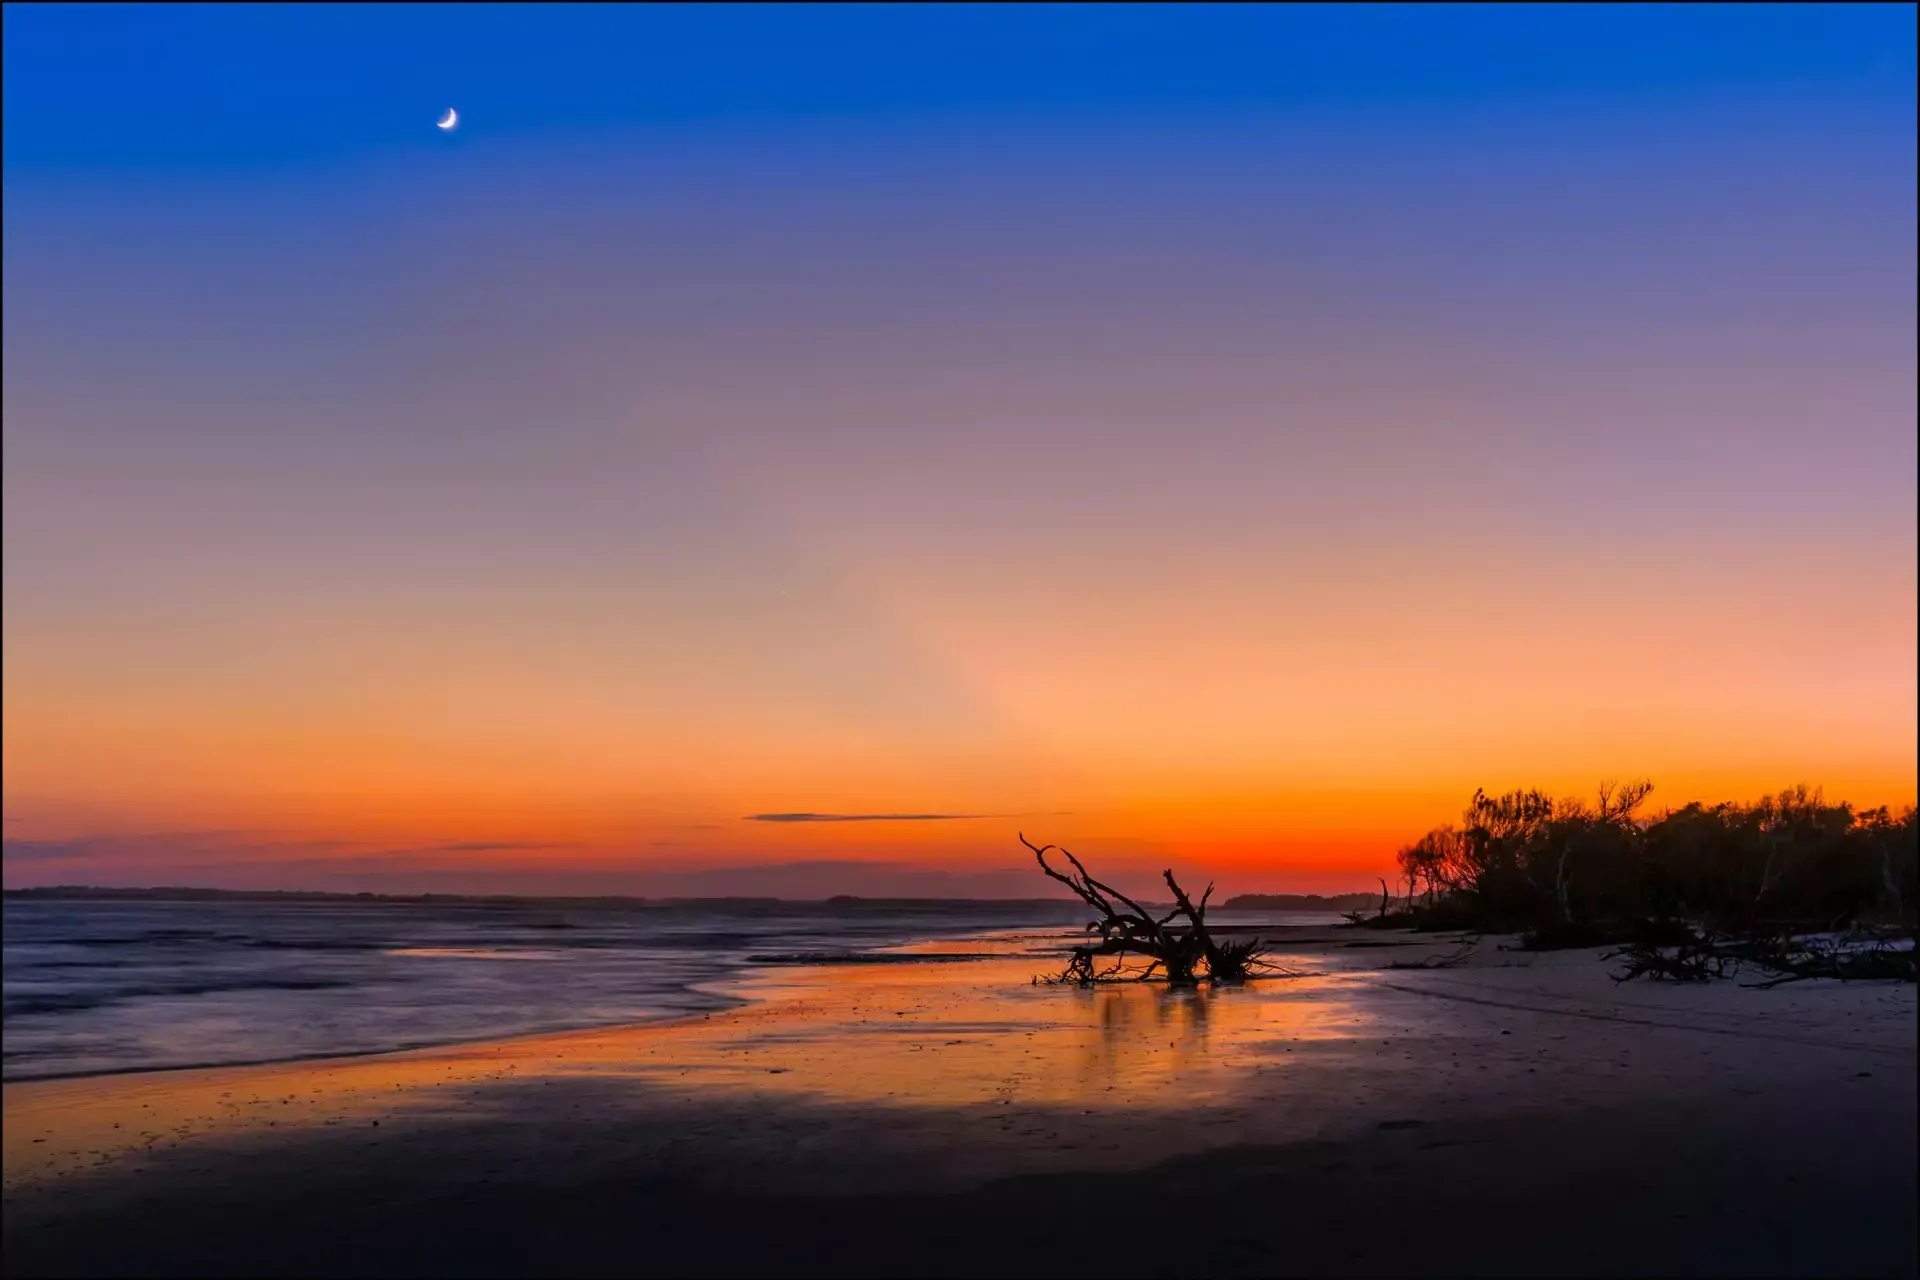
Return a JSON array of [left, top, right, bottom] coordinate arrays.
[[1, 897, 1348, 1082], [0, 897, 1101, 1081]]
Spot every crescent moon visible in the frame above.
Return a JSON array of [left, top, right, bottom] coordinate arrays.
[[437, 108, 458, 131]]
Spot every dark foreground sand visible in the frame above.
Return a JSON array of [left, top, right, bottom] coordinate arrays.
[[6, 932, 1915, 1277]]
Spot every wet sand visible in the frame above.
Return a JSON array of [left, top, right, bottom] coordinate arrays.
[[5, 930, 1915, 1277]]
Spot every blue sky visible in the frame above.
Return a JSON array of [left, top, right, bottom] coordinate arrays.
[[7, 5, 1914, 172], [5, 4, 1914, 895]]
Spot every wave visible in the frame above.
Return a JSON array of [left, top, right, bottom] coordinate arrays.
[[2, 898, 1081, 1080], [4, 977, 355, 1018]]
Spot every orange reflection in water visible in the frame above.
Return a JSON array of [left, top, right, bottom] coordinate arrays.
[[3, 935, 1372, 1189], [644, 948, 1369, 1110]]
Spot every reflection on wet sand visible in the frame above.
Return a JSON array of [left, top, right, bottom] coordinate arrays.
[[3, 933, 1371, 1189], [610, 951, 1369, 1109], [8, 919, 1916, 1257], [8, 938, 1915, 1279]]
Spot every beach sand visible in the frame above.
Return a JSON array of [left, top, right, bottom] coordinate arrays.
[[5, 930, 1914, 1277]]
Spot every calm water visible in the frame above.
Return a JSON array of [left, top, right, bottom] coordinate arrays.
[[2, 899, 1346, 1081], [1, 898, 1110, 1081]]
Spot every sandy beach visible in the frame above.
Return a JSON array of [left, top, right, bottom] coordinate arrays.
[[5, 929, 1915, 1277]]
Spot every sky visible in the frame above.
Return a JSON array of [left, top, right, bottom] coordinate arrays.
[[4, 4, 1915, 897]]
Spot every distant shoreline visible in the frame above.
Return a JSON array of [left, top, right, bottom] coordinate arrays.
[[1, 885, 1077, 911], [1, 885, 1380, 912]]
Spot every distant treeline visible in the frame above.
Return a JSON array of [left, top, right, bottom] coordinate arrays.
[[5, 884, 1394, 917], [1220, 892, 1382, 912], [1388, 781, 1917, 937], [5, 885, 653, 907], [0, 886, 1087, 915]]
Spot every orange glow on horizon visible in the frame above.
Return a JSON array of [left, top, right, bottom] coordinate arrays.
[[5, 48, 1913, 897]]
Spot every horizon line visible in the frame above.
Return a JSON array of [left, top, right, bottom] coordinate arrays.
[[0, 883, 1383, 906]]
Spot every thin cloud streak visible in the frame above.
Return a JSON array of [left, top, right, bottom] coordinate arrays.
[[411, 841, 575, 854], [745, 812, 998, 823], [1, 833, 574, 872], [1, 840, 93, 863]]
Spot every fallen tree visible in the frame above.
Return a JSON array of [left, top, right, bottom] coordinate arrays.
[[1022, 834, 1276, 985], [1607, 924, 1916, 987]]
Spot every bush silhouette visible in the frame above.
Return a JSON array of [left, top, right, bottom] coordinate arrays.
[[1392, 780, 1916, 937]]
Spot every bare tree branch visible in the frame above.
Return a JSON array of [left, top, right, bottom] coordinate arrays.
[[1026, 836, 1278, 985]]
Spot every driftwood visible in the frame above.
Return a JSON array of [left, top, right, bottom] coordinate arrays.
[[1023, 834, 1274, 986], [1384, 939, 1479, 970], [1606, 931, 1737, 983], [1608, 925, 1916, 986], [1340, 877, 1396, 926]]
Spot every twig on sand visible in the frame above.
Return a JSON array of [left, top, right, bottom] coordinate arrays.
[[1385, 939, 1480, 971]]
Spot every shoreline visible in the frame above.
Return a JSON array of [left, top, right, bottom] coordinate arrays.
[[0, 921, 1344, 1092], [0, 937, 1087, 1088], [1, 899, 1114, 1085], [0, 1013, 732, 1089], [7, 932, 1915, 1276]]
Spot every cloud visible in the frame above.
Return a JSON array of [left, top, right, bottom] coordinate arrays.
[[744, 812, 997, 823], [630, 860, 1064, 899], [2, 839, 93, 863], [410, 841, 573, 854], [4, 830, 266, 865], [1, 832, 577, 886]]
